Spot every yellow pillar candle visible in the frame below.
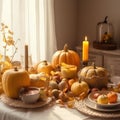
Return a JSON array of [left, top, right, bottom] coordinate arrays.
[[82, 36, 89, 62]]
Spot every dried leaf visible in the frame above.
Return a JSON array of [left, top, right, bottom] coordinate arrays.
[[4, 25, 8, 28], [3, 35, 6, 42], [0, 23, 18, 63], [67, 99, 75, 108], [7, 36, 13, 40], [6, 39, 14, 45], [8, 30, 13, 35], [1, 23, 4, 26]]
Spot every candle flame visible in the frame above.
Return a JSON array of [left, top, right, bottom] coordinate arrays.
[[85, 36, 87, 41]]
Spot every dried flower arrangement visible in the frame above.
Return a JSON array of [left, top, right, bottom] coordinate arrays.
[[0, 23, 19, 73]]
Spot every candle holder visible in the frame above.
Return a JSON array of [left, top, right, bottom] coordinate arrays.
[[82, 61, 88, 68]]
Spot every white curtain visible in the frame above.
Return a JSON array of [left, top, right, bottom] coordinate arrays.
[[0, 0, 57, 64]]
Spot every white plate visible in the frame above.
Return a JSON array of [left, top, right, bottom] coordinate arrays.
[[84, 98, 120, 112], [88, 91, 120, 108]]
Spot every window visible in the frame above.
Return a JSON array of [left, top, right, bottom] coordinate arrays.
[[0, 0, 56, 66]]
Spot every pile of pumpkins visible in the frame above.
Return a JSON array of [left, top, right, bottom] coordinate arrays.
[[0, 44, 109, 102]]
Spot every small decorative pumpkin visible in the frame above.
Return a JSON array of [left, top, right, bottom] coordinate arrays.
[[71, 82, 83, 96], [2, 68, 30, 99], [78, 63, 109, 89], [37, 60, 54, 75], [71, 81, 89, 96], [1, 61, 12, 74], [107, 91, 118, 103], [28, 66, 37, 74], [97, 94, 108, 104], [51, 44, 80, 69]]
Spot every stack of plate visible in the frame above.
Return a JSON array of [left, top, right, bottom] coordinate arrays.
[[84, 91, 120, 112]]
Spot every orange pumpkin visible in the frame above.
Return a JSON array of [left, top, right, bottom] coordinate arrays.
[[68, 78, 77, 88], [37, 60, 54, 75], [107, 91, 118, 103], [51, 44, 80, 69]]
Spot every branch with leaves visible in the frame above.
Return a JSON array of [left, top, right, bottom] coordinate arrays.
[[0, 23, 19, 63]]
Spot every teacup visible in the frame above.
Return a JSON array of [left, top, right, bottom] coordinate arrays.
[[19, 87, 40, 104]]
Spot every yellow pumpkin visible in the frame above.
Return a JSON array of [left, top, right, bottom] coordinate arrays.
[[97, 94, 108, 104], [2, 68, 30, 98], [28, 66, 37, 74], [78, 63, 109, 89], [51, 44, 80, 69], [71, 82, 83, 96], [71, 81, 89, 96], [37, 60, 54, 75]]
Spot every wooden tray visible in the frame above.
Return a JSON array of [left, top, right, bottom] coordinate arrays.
[[0, 94, 52, 109], [93, 41, 117, 50]]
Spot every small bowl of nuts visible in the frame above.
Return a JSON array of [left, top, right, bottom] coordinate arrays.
[[19, 87, 40, 104]]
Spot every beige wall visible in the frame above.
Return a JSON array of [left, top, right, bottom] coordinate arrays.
[[54, 0, 79, 50], [78, 0, 120, 48], [54, 0, 120, 49]]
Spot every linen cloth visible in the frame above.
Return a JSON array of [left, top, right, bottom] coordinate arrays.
[[0, 101, 88, 120]]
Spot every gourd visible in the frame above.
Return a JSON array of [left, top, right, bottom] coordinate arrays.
[[37, 60, 54, 75], [78, 63, 109, 89], [71, 82, 83, 96], [97, 94, 108, 104], [2, 68, 30, 99], [71, 81, 89, 97], [51, 44, 80, 69], [29, 72, 49, 88]]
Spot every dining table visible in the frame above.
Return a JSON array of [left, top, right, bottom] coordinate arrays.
[[0, 94, 120, 120], [0, 98, 89, 120], [0, 65, 120, 120]]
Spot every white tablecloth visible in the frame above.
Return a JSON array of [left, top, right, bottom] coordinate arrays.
[[0, 100, 90, 120], [0, 100, 119, 120]]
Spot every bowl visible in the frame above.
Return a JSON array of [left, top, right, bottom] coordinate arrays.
[[19, 87, 40, 104], [61, 66, 77, 78]]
